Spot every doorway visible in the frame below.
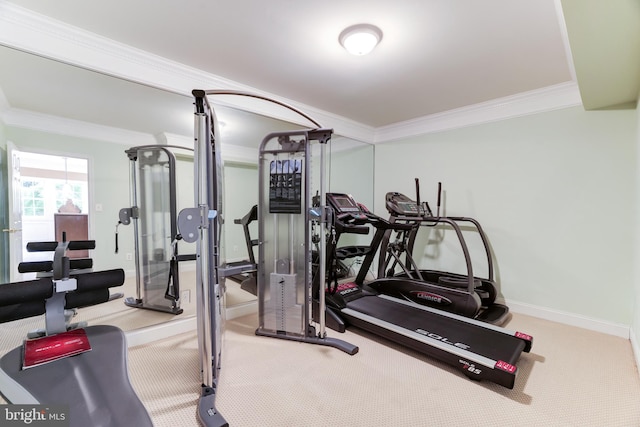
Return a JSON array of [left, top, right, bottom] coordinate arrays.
[[9, 150, 89, 280], [0, 147, 8, 283]]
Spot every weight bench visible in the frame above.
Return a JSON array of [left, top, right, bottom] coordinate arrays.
[[0, 238, 152, 427]]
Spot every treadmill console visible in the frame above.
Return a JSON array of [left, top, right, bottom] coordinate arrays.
[[385, 192, 431, 217], [326, 193, 370, 225], [327, 193, 361, 213]]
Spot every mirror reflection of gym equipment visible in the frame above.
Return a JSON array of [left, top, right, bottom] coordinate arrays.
[[118, 145, 196, 315], [0, 89, 239, 427], [225, 204, 259, 295]]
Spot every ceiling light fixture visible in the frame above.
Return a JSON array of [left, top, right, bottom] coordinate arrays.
[[339, 24, 383, 56]]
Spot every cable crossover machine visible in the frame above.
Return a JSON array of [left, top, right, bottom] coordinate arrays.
[[179, 89, 359, 426], [118, 144, 196, 315]]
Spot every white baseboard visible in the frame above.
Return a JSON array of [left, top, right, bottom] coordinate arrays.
[[505, 299, 640, 378], [124, 301, 258, 347], [226, 301, 258, 320], [506, 299, 630, 339], [630, 328, 640, 372], [125, 315, 197, 348]]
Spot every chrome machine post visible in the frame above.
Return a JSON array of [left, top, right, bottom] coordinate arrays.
[[317, 138, 328, 338], [178, 90, 227, 427], [128, 154, 142, 302]]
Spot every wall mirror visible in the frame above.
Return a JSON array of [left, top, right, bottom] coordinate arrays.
[[0, 45, 374, 354]]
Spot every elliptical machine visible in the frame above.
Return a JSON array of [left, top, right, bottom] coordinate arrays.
[[374, 180, 509, 325]]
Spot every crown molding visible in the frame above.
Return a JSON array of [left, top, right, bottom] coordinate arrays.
[[0, 1, 582, 146], [374, 82, 582, 143], [158, 132, 259, 164], [0, 87, 8, 111], [221, 145, 260, 165], [1, 107, 155, 146], [0, 1, 240, 96]]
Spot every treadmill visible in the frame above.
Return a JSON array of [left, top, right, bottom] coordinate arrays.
[[321, 193, 533, 389]]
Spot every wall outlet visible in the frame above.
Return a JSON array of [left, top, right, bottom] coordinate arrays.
[[126, 253, 133, 261], [181, 289, 191, 304]]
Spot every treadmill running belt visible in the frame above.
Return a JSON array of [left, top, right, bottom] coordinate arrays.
[[340, 294, 529, 388], [349, 295, 525, 363]]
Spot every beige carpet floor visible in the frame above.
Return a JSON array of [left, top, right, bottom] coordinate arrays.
[[127, 310, 640, 427], [1, 271, 638, 426]]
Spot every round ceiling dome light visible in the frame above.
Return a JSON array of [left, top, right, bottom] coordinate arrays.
[[339, 24, 383, 56]]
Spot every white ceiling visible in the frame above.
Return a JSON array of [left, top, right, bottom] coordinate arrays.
[[0, 0, 638, 140]]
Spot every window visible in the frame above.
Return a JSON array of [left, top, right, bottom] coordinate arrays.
[[55, 182, 84, 212], [22, 180, 45, 217]]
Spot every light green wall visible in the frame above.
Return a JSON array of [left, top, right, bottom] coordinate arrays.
[[375, 106, 637, 325], [223, 162, 258, 262], [0, 122, 6, 148], [329, 144, 375, 209], [328, 143, 375, 249], [633, 99, 640, 343]]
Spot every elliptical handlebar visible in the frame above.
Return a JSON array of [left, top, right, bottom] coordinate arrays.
[[382, 186, 496, 291]]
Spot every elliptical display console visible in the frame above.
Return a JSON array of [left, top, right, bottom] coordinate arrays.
[[386, 193, 431, 217]]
